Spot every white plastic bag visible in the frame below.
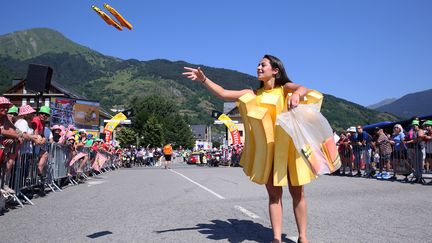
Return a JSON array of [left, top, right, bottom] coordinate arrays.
[[276, 104, 341, 175]]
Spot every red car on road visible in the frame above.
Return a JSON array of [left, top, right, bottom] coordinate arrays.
[[187, 153, 200, 164]]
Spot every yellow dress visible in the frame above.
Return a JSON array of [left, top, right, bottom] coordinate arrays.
[[237, 86, 324, 186]]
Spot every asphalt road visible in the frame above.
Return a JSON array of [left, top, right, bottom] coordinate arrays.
[[1, 160, 431, 243]]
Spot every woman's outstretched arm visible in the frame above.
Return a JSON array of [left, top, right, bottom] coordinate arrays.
[[183, 67, 254, 101]]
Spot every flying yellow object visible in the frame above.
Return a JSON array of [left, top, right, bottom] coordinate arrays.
[[92, 5, 122, 31], [104, 4, 133, 30]]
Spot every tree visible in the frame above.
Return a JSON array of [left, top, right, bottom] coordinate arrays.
[[141, 115, 164, 147], [116, 127, 137, 147], [212, 140, 221, 149], [159, 114, 195, 149], [132, 95, 177, 121]]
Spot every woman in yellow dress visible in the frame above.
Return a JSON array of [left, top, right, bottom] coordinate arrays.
[[183, 54, 309, 243]]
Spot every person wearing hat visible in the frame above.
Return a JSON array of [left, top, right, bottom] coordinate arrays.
[[30, 105, 51, 178], [3, 105, 19, 195], [51, 125, 64, 144], [0, 97, 21, 145], [15, 105, 43, 145], [6, 106, 18, 124], [72, 128, 89, 175], [0, 97, 19, 141], [422, 120, 432, 177], [3, 105, 26, 195], [0, 97, 22, 196], [404, 120, 425, 183]]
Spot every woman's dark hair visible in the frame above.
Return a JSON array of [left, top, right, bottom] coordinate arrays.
[[260, 54, 293, 88]]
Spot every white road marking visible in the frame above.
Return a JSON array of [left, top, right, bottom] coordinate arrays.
[[170, 169, 225, 199], [87, 181, 106, 187], [234, 205, 260, 219]]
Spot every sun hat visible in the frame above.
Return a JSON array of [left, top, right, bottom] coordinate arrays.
[[7, 105, 18, 115], [39, 106, 51, 115], [0, 97, 13, 107], [423, 120, 432, 126], [346, 126, 356, 133], [67, 124, 76, 130], [78, 129, 86, 134], [68, 136, 75, 141], [51, 125, 61, 131], [19, 105, 36, 116], [411, 120, 420, 126]]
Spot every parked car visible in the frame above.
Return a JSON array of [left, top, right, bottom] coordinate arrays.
[[187, 152, 201, 164]]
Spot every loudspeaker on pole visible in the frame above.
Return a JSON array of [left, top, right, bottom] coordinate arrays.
[[25, 64, 53, 93]]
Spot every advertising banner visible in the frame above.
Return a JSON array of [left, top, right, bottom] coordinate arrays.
[[104, 112, 127, 142], [50, 98, 75, 127], [218, 114, 241, 145], [73, 100, 100, 129], [51, 98, 100, 132]]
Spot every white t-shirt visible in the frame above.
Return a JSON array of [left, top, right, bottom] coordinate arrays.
[[15, 119, 34, 135], [15, 118, 34, 153]]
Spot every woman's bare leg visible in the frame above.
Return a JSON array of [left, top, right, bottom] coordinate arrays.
[[266, 176, 283, 243], [288, 184, 308, 243]]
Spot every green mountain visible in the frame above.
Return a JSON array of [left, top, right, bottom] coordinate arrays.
[[0, 28, 399, 130]]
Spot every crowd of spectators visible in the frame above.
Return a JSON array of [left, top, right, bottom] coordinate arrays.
[[0, 97, 121, 212], [336, 118, 432, 184]]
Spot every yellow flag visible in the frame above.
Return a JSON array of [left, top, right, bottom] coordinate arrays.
[[218, 114, 241, 145], [105, 112, 127, 132]]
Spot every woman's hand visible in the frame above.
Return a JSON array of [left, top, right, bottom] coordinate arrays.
[[287, 93, 300, 109], [182, 67, 206, 82]]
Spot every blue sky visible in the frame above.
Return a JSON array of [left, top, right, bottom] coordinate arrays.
[[1, 0, 431, 106]]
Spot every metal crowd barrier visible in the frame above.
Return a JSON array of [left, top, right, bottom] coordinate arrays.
[[0, 141, 119, 209], [405, 143, 429, 183], [337, 139, 431, 184], [352, 144, 370, 175]]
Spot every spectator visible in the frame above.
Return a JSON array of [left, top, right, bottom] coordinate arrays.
[[0, 97, 20, 197], [374, 127, 392, 179], [31, 106, 51, 179], [66, 136, 77, 176], [2, 106, 20, 194], [147, 147, 154, 166], [404, 120, 425, 183], [422, 120, 432, 176], [51, 125, 63, 143], [351, 125, 372, 176], [338, 131, 352, 176], [389, 124, 406, 179], [15, 105, 43, 151], [75, 129, 90, 174], [6, 106, 18, 124]]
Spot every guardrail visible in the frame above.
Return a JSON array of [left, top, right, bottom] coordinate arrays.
[[0, 142, 119, 210]]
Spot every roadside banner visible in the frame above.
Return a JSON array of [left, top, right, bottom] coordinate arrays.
[[218, 114, 241, 145], [104, 112, 127, 142]]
